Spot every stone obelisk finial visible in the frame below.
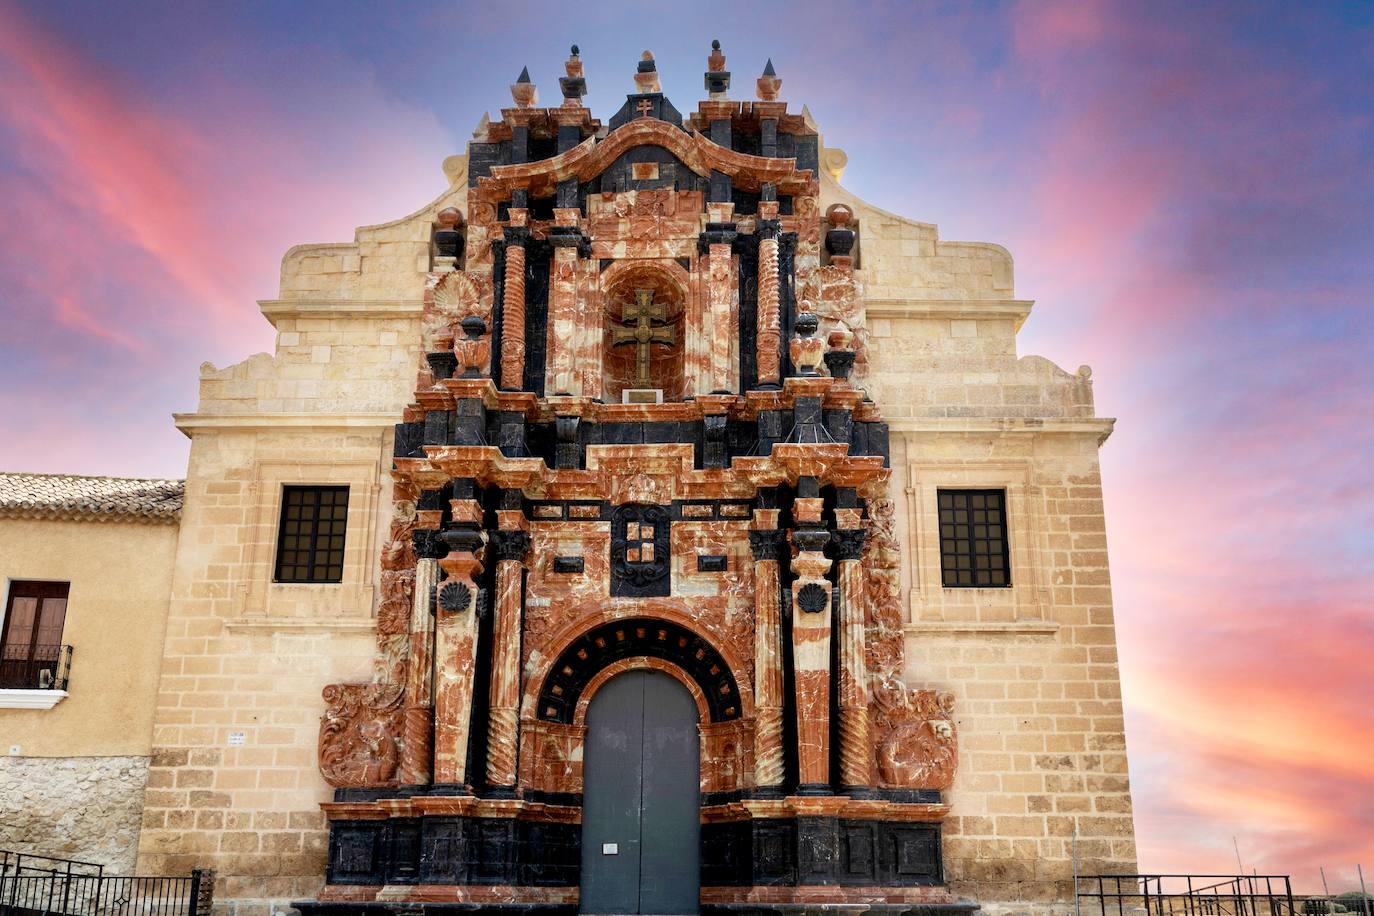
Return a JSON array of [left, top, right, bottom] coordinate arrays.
[[510, 65, 537, 108], [756, 58, 781, 101]]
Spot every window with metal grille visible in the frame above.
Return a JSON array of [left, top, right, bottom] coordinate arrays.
[[274, 485, 349, 583], [937, 489, 1011, 588]]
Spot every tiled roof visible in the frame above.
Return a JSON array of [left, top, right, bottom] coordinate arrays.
[[0, 473, 184, 523]]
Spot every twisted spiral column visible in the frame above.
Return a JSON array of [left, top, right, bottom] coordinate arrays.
[[750, 513, 786, 790], [499, 224, 528, 390], [756, 220, 782, 386], [484, 524, 529, 792], [836, 533, 872, 790]]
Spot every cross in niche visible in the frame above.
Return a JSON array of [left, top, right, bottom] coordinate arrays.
[[635, 98, 653, 118], [611, 289, 676, 389]]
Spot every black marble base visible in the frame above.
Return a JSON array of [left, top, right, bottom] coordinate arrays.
[[296, 904, 575, 916], [702, 817, 944, 888], [326, 815, 578, 888], [703, 903, 979, 916]]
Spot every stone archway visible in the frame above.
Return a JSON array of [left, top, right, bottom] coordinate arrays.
[[534, 616, 742, 725], [519, 615, 755, 799]]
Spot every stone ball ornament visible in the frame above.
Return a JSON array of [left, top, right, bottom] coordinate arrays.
[[436, 207, 463, 228]]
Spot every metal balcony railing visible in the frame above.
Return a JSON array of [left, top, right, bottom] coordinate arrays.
[[0, 645, 72, 691]]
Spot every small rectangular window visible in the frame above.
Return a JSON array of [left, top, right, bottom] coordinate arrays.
[[1, 581, 70, 689], [937, 489, 1011, 588], [274, 485, 349, 583]]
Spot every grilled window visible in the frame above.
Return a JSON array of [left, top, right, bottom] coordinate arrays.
[[274, 485, 349, 583], [938, 489, 1010, 588]]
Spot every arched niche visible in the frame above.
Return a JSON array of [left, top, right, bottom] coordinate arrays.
[[600, 259, 690, 402]]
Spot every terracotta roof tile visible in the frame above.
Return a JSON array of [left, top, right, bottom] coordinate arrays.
[[0, 473, 184, 523]]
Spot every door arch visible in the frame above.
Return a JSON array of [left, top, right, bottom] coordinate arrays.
[[579, 669, 700, 915]]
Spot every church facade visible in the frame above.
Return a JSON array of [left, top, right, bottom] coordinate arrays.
[[121, 46, 1135, 916]]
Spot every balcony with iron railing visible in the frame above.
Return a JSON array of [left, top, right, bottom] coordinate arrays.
[[0, 645, 73, 708]]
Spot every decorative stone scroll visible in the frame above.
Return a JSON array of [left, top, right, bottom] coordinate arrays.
[[871, 679, 958, 790], [861, 496, 960, 790], [317, 683, 405, 788]]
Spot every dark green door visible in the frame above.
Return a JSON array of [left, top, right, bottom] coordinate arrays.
[[580, 670, 700, 914]]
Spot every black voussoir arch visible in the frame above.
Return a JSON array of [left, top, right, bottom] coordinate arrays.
[[536, 617, 742, 724]]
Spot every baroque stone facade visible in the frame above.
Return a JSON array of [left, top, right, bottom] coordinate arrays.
[[132, 44, 1135, 916]]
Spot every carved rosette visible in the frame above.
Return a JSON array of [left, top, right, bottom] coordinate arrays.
[[318, 683, 405, 787]]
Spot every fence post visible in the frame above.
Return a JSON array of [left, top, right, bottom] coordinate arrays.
[[190, 867, 215, 916]]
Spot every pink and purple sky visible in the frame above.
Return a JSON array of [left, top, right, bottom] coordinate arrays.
[[2, 0, 1371, 892]]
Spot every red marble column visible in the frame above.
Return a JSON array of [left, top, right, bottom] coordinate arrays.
[[398, 557, 438, 785], [432, 497, 485, 787], [750, 508, 785, 791], [499, 211, 529, 391], [546, 212, 582, 395], [706, 240, 736, 394], [484, 515, 530, 791], [790, 494, 833, 792], [834, 509, 872, 791], [756, 203, 782, 387]]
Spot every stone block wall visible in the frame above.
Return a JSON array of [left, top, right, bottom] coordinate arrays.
[[881, 428, 1136, 913], [137, 180, 453, 915], [0, 755, 150, 872]]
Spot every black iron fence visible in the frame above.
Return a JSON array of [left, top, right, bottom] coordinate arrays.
[[0, 851, 208, 916], [1079, 874, 1299, 916], [0, 645, 73, 691]]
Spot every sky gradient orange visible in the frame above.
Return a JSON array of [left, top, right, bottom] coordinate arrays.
[[1, 0, 1371, 893]]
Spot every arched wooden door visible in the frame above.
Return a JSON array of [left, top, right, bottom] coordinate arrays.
[[579, 669, 700, 914]]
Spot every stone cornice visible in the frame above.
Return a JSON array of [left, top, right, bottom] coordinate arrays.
[[903, 620, 1061, 637], [258, 299, 425, 324], [174, 413, 399, 436], [888, 417, 1115, 444], [864, 298, 1034, 328]]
